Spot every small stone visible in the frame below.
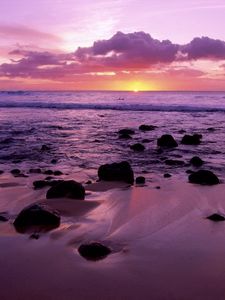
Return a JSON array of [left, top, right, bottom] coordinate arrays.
[[51, 159, 57, 164], [118, 128, 135, 135], [139, 124, 157, 131], [29, 168, 41, 174], [44, 170, 54, 175], [118, 133, 132, 139], [206, 214, 225, 222], [54, 170, 63, 176], [10, 169, 21, 175], [190, 156, 204, 167], [165, 159, 185, 166], [135, 176, 145, 184], [164, 173, 171, 178], [130, 143, 145, 152], [0, 170, 4, 175], [78, 242, 111, 261]]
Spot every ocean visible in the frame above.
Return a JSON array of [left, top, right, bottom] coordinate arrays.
[[0, 91, 225, 182]]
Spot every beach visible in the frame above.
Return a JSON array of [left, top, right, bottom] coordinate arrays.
[[0, 91, 225, 299], [1, 172, 225, 299]]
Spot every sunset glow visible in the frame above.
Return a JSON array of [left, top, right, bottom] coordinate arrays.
[[0, 0, 224, 91]]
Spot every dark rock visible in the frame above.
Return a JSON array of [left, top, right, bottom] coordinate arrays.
[[78, 242, 111, 261], [29, 168, 41, 174], [13, 204, 60, 233], [130, 143, 145, 152], [10, 169, 21, 175], [29, 233, 40, 239], [0, 212, 9, 222], [44, 170, 54, 175], [142, 139, 151, 143], [98, 161, 134, 184], [165, 159, 185, 166], [85, 180, 92, 184], [157, 135, 178, 148], [164, 173, 172, 178], [190, 156, 204, 167], [45, 176, 54, 181], [118, 128, 135, 135], [0, 170, 4, 175], [54, 170, 63, 176], [135, 176, 145, 184], [33, 180, 48, 189], [181, 134, 202, 145], [46, 180, 85, 199], [207, 127, 216, 132], [155, 186, 161, 189], [51, 159, 57, 164], [118, 133, 132, 139], [48, 180, 64, 187], [139, 124, 157, 131], [206, 213, 225, 222], [188, 170, 219, 185], [41, 145, 50, 151]]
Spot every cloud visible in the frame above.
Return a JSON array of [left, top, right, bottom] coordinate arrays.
[[0, 31, 225, 82], [182, 36, 225, 60]]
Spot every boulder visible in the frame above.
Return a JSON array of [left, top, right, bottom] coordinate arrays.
[[10, 169, 21, 175], [46, 180, 85, 199], [190, 156, 204, 167], [54, 170, 63, 176], [33, 180, 48, 189], [139, 124, 157, 131], [130, 143, 145, 151], [181, 134, 202, 145], [13, 204, 60, 233], [118, 128, 135, 135], [188, 170, 219, 185], [135, 176, 145, 184], [157, 135, 178, 148], [78, 242, 111, 261], [98, 161, 134, 184]]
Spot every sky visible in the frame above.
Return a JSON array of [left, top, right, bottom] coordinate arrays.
[[0, 0, 225, 91]]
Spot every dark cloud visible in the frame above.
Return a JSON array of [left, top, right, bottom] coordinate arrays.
[[0, 31, 225, 80], [182, 36, 225, 60]]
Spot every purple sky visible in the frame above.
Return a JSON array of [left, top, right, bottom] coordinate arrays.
[[0, 0, 225, 90]]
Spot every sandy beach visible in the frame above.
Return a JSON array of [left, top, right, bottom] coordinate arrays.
[[1, 170, 225, 300]]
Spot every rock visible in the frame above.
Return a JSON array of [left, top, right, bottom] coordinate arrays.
[[190, 156, 204, 167], [157, 135, 178, 148], [10, 169, 21, 175], [0, 212, 9, 222], [0, 170, 4, 175], [165, 159, 185, 166], [155, 186, 161, 189], [118, 128, 135, 135], [29, 168, 41, 174], [206, 213, 225, 222], [51, 159, 57, 164], [29, 233, 40, 239], [207, 127, 216, 132], [139, 124, 157, 131], [54, 170, 63, 176], [46, 180, 85, 199], [41, 145, 50, 151], [45, 176, 54, 181], [142, 139, 151, 143], [188, 170, 219, 185], [78, 242, 111, 261], [98, 161, 134, 184], [33, 180, 48, 189], [135, 176, 145, 184], [13, 204, 60, 233], [118, 133, 132, 139], [130, 143, 145, 151], [85, 180, 92, 184], [44, 170, 54, 175], [181, 134, 202, 145], [164, 173, 172, 178]]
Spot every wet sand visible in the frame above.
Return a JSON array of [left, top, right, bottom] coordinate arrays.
[[1, 173, 225, 299]]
